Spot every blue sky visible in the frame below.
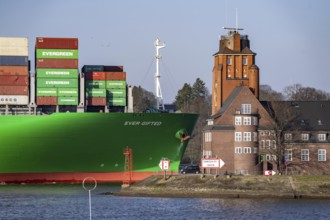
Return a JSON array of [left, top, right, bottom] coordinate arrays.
[[1, 0, 330, 102]]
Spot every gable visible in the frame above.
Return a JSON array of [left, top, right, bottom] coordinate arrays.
[[213, 86, 274, 127]]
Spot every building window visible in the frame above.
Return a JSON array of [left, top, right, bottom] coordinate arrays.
[[235, 147, 242, 154], [266, 154, 271, 161], [235, 132, 242, 142], [253, 132, 258, 142], [243, 147, 251, 154], [260, 140, 265, 149], [243, 117, 251, 125], [241, 104, 251, 114], [235, 116, 242, 125], [285, 149, 292, 161], [284, 133, 292, 141], [243, 57, 247, 66], [266, 140, 271, 149], [204, 132, 212, 142], [227, 58, 232, 65], [253, 117, 258, 126], [260, 131, 265, 136], [301, 133, 309, 141], [318, 149, 326, 161], [243, 132, 251, 142], [271, 155, 277, 161], [272, 140, 276, 149], [301, 149, 309, 161], [319, 134, 326, 141], [254, 147, 258, 154]]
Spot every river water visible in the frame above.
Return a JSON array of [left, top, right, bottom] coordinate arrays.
[[1, 183, 330, 219]]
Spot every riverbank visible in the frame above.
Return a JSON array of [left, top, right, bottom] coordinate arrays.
[[113, 175, 330, 199]]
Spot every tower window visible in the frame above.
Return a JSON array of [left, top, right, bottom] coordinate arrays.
[[227, 58, 232, 65], [243, 58, 247, 65]]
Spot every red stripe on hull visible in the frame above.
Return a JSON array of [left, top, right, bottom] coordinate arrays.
[[0, 172, 178, 184]]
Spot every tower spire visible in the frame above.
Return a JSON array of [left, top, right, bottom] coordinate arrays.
[[154, 38, 166, 110]]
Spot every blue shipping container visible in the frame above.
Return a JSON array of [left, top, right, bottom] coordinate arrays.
[[0, 56, 28, 66]]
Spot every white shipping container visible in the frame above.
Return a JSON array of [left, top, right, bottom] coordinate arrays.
[[0, 95, 29, 105], [0, 46, 29, 56], [0, 37, 28, 47]]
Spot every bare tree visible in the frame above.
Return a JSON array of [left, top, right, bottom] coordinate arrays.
[[284, 84, 330, 101], [259, 84, 284, 101]]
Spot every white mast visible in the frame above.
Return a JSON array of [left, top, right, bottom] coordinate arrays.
[[154, 38, 166, 110]]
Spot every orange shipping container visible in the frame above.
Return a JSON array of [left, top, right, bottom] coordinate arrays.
[[36, 96, 58, 105], [0, 75, 28, 86], [0, 66, 28, 75], [105, 72, 126, 80], [85, 97, 106, 106], [0, 86, 28, 95], [85, 72, 106, 80], [36, 37, 78, 49], [36, 59, 78, 69]]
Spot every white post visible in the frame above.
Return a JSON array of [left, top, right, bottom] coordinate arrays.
[[154, 38, 166, 110]]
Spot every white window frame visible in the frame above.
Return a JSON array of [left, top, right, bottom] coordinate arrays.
[[243, 132, 251, 142], [266, 140, 271, 149], [243, 147, 251, 154], [203, 150, 212, 158], [301, 133, 309, 141], [235, 132, 242, 142], [241, 104, 251, 114], [284, 133, 292, 141], [301, 149, 309, 161], [285, 149, 292, 161], [235, 116, 242, 125], [260, 140, 265, 149], [318, 149, 326, 161], [271, 154, 277, 161], [204, 132, 212, 142], [266, 154, 271, 161], [319, 133, 326, 142], [260, 131, 265, 136], [272, 140, 276, 149], [243, 117, 251, 125], [235, 147, 242, 154]]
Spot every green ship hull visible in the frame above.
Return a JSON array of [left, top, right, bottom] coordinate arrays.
[[0, 112, 198, 183]]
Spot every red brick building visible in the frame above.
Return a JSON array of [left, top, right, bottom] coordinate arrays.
[[203, 30, 330, 175]]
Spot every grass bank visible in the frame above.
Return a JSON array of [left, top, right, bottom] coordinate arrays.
[[113, 175, 330, 199]]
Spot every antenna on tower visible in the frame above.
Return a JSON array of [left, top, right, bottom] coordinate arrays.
[[222, 8, 244, 33], [154, 38, 166, 110]]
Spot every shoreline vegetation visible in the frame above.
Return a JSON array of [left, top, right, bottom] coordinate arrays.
[[112, 175, 330, 199]]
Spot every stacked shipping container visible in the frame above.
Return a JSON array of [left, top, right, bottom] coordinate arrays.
[[35, 38, 79, 105], [82, 65, 126, 106], [0, 37, 29, 105]]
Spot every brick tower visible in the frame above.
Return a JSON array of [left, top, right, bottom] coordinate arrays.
[[212, 28, 259, 115]]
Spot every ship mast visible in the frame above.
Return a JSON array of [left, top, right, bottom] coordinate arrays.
[[154, 38, 166, 110]]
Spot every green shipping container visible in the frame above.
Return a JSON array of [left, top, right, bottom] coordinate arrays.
[[58, 88, 78, 97], [107, 97, 126, 106], [37, 68, 78, 78], [37, 78, 78, 88], [36, 49, 79, 59], [36, 88, 58, 97], [85, 80, 105, 89], [58, 96, 78, 105], [86, 89, 106, 98], [105, 80, 126, 89], [106, 89, 126, 98]]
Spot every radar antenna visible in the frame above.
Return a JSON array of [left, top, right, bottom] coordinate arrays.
[[222, 8, 244, 33], [154, 38, 166, 110]]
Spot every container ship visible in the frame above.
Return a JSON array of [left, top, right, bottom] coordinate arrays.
[[0, 37, 198, 184]]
